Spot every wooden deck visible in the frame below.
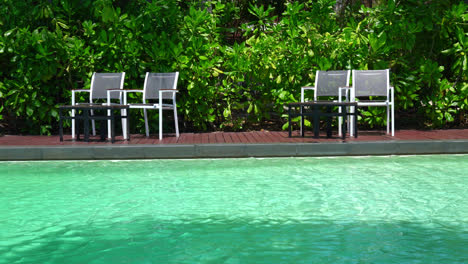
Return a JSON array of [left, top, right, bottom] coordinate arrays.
[[1, 129, 467, 146]]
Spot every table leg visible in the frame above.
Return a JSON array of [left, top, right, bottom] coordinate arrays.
[[76, 115, 81, 141], [342, 107, 347, 140], [313, 105, 320, 138], [301, 105, 305, 137], [126, 108, 130, 141], [111, 110, 115, 143], [326, 106, 332, 138], [100, 119, 106, 141], [83, 109, 90, 142], [59, 109, 63, 142], [354, 107, 358, 138]]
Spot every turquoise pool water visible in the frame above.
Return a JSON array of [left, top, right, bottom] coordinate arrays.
[[1, 155, 467, 263]]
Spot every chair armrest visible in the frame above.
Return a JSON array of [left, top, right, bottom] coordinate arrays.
[[107, 89, 143, 91], [338, 86, 351, 102], [301, 87, 315, 102], [106, 89, 124, 105], [339, 86, 351, 94], [107, 89, 145, 105], [122, 89, 144, 93], [72, 89, 90, 93], [159, 89, 179, 93], [389, 86, 394, 103], [158, 90, 179, 104], [107, 88, 128, 94], [107, 89, 144, 96], [71, 89, 90, 105]]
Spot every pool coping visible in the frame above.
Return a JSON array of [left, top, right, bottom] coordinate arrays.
[[1, 139, 468, 160]]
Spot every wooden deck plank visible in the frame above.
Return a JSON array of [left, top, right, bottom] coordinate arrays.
[[229, 132, 242, 143], [200, 133, 207, 143], [183, 133, 194, 144], [246, 132, 259, 143], [236, 132, 250, 143], [191, 133, 201, 144], [1, 129, 468, 146], [269, 131, 292, 143], [214, 132, 225, 143], [259, 131, 276, 143], [208, 133, 217, 144], [223, 133, 234, 143], [253, 131, 270, 143], [248, 131, 262, 143]]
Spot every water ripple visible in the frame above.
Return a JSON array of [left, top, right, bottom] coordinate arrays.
[[0, 155, 467, 263]]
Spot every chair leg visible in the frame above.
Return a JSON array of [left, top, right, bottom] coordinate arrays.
[[71, 93, 76, 139], [347, 111, 350, 135], [90, 109, 96, 136], [174, 105, 179, 137], [126, 109, 130, 140], [121, 108, 127, 139], [72, 109, 75, 139], [387, 105, 390, 134], [106, 108, 112, 139], [338, 106, 342, 136], [159, 107, 163, 140], [391, 104, 395, 136], [391, 87, 395, 136], [350, 106, 354, 137], [300, 107, 303, 136], [144, 109, 149, 137]]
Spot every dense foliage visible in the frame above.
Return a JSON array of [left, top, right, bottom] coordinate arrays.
[[0, 0, 467, 135]]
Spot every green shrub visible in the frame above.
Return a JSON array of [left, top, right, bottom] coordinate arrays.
[[0, 0, 466, 135]]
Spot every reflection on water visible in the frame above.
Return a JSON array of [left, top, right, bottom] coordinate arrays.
[[0, 155, 467, 263]]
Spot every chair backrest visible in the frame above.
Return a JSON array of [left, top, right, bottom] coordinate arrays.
[[352, 69, 389, 97], [143, 72, 179, 100], [90, 72, 125, 99], [315, 70, 350, 98]]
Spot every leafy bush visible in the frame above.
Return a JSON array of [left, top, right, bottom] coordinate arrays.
[[0, 0, 466, 135]]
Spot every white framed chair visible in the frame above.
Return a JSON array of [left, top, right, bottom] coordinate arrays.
[[301, 70, 350, 136], [108, 72, 179, 140], [349, 69, 395, 136], [71, 72, 126, 139]]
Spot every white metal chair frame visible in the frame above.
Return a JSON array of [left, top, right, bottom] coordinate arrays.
[[108, 72, 180, 140], [71, 72, 126, 139], [301, 70, 351, 136], [346, 69, 395, 136]]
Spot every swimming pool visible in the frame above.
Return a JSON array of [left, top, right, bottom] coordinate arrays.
[[1, 155, 467, 263]]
